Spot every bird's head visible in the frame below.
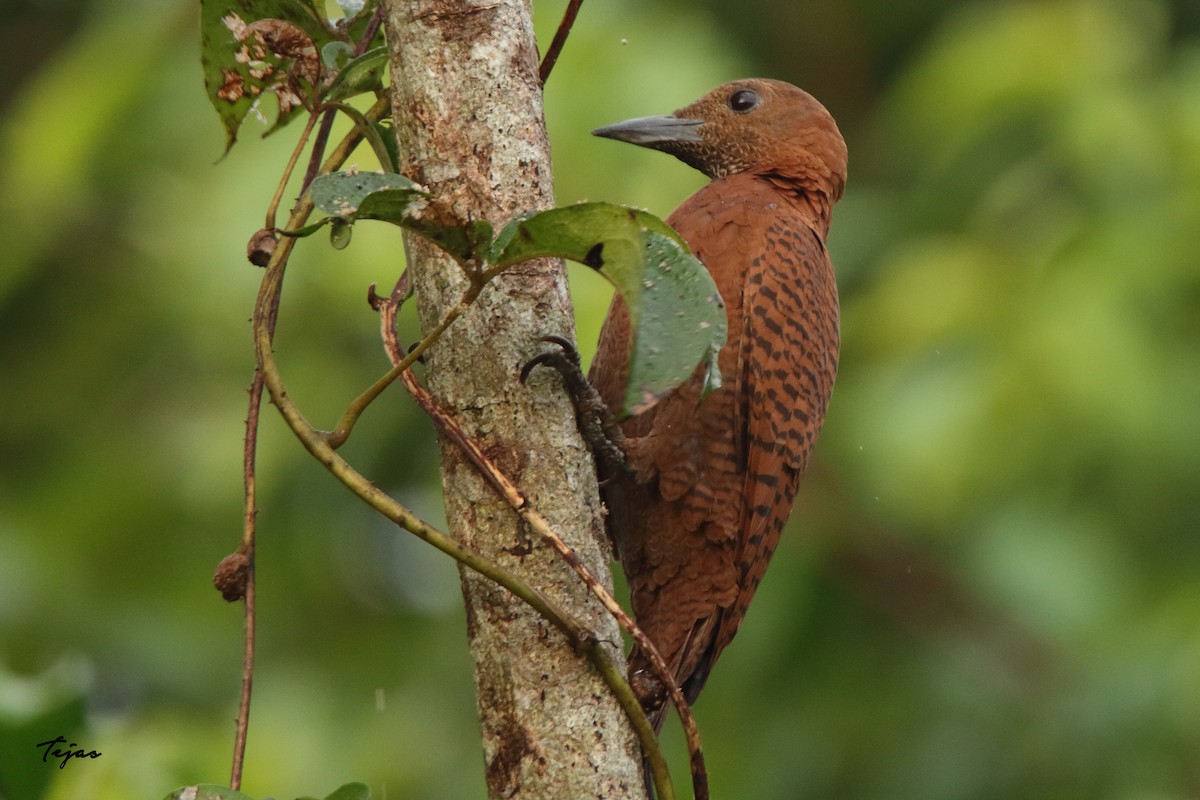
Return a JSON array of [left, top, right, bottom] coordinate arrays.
[[593, 78, 847, 201]]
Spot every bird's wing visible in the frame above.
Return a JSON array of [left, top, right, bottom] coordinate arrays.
[[586, 181, 756, 680], [716, 218, 840, 658]]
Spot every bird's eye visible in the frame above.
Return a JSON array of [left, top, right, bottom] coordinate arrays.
[[728, 89, 760, 114]]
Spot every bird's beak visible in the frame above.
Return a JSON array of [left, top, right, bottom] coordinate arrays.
[[592, 115, 704, 146]]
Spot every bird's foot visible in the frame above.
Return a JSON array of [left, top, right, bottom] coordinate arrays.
[[521, 335, 628, 481], [629, 667, 670, 723]]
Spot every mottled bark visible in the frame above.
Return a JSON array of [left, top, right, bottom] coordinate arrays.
[[380, 1, 644, 797]]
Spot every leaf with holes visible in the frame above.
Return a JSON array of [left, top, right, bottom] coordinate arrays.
[[492, 202, 727, 416], [200, 0, 342, 152]]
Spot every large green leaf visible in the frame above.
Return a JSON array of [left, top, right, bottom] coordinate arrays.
[[303, 180, 725, 416], [493, 202, 727, 416]]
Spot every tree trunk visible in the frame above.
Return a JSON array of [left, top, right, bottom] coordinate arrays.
[[380, 2, 645, 797]]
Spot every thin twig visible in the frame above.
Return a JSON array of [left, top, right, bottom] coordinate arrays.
[[229, 371, 263, 790], [225, 94, 388, 791], [323, 286, 479, 449], [353, 6, 386, 57], [377, 277, 699, 800], [329, 101, 397, 172], [301, 109, 339, 193], [539, 0, 585, 85], [229, 542, 255, 790], [264, 112, 320, 230]]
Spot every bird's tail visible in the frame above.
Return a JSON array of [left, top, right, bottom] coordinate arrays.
[[628, 643, 706, 798]]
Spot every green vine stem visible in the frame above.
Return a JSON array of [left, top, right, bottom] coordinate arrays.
[[328, 101, 397, 172]]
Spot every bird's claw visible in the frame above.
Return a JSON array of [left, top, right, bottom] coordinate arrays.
[[519, 335, 580, 385], [521, 335, 628, 481]]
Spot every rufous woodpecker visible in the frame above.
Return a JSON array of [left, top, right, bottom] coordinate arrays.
[[589, 78, 847, 727]]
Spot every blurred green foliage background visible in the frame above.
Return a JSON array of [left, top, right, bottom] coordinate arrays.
[[1, 0, 1198, 798]]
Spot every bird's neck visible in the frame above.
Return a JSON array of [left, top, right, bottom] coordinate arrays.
[[755, 169, 839, 238]]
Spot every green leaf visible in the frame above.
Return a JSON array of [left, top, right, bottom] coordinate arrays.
[[324, 46, 387, 103], [163, 785, 258, 800], [324, 783, 371, 800], [200, 0, 338, 152], [373, 119, 400, 173], [493, 202, 727, 416]]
